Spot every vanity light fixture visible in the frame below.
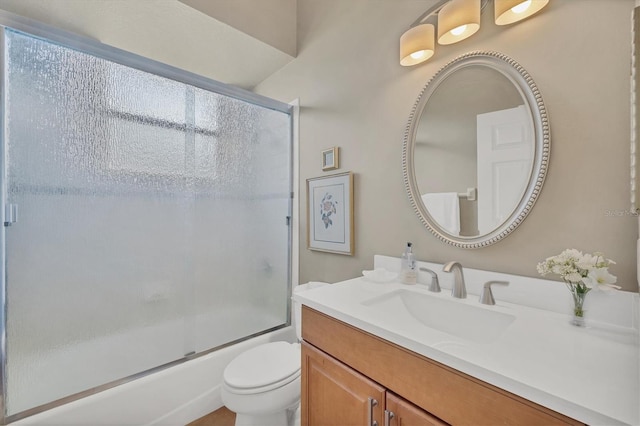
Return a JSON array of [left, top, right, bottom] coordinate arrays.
[[400, 24, 436, 66], [437, 0, 481, 45], [399, 0, 550, 66], [495, 0, 549, 25]]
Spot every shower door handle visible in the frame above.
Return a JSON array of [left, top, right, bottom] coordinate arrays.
[[4, 203, 17, 226]]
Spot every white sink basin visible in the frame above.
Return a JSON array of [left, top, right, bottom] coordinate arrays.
[[362, 289, 515, 343]]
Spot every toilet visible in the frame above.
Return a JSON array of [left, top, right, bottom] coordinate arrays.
[[221, 283, 326, 426]]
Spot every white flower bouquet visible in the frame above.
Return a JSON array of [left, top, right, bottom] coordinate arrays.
[[536, 249, 619, 325]]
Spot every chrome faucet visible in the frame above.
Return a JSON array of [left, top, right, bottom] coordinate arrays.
[[418, 267, 441, 292], [443, 261, 466, 298]]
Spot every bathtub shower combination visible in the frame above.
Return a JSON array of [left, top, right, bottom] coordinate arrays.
[[0, 15, 293, 423]]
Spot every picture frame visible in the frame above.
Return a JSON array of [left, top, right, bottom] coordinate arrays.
[[321, 147, 340, 171], [307, 172, 354, 255]]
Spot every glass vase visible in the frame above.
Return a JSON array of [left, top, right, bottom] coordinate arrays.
[[570, 288, 588, 327]]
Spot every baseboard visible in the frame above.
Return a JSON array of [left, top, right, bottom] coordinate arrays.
[[149, 385, 223, 425]]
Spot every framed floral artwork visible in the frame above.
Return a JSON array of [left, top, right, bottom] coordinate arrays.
[[306, 172, 354, 255]]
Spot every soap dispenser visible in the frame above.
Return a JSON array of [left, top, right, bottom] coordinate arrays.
[[400, 242, 417, 284]]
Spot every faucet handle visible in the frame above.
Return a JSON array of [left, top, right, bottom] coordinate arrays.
[[479, 281, 509, 305], [419, 267, 441, 292]]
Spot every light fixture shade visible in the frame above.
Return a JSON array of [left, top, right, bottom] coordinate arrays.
[[400, 24, 435, 66], [437, 0, 481, 45], [495, 0, 549, 25]]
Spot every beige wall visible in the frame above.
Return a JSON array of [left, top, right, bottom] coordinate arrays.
[[179, 0, 297, 56], [0, 0, 294, 89], [255, 0, 639, 291]]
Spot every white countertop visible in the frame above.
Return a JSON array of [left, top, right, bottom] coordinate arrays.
[[295, 272, 640, 425]]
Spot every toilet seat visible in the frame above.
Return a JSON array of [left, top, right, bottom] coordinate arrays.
[[223, 342, 301, 395]]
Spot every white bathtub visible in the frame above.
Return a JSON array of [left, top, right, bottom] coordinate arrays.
[[10, 326, 296, 425]]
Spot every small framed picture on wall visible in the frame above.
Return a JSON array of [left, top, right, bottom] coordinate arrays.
[[321, 147, 340, 171], [306, 172, 354, 255]]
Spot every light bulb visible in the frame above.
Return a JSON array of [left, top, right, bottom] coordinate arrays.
[[410, 50, 426, 60], [450, 24, 467, 36], [511, 0, 532, 14]]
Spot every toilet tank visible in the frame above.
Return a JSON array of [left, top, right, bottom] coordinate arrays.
[[292, 282, 328, 341]]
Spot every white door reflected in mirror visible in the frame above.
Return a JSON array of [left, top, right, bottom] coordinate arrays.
[[477, 105, 533, 235]]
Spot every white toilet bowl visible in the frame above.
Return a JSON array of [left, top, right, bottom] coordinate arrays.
[[221, 341, 301, 426], [221, 282, 328, 426]]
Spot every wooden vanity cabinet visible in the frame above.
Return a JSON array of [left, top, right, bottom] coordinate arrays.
[[386, 393, 447, 426], [302, 342, 384, 426], [302, 342, 444, 426], [301, 306, 583, 426]]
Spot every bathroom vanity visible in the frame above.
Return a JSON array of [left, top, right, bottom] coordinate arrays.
[[302, 306, 580, 425], [296, 256, 639, 426]]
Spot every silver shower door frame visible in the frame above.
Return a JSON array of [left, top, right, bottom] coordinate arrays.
[[0, 10, 294, 424]]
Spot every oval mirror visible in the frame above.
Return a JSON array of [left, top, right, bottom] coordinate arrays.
[[403, 51, 549, 248]]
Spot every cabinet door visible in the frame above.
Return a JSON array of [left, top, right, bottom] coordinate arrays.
[[386, 393, 447, 426], [302, 342, 385, 426]]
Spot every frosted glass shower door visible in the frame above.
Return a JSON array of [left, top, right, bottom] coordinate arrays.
[[2, 28, 292, 416], [191, 89, 291, 352], [3, 30, 193, 414]]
